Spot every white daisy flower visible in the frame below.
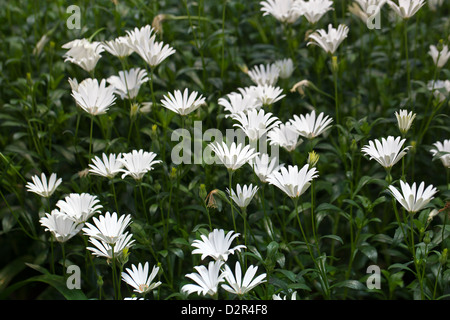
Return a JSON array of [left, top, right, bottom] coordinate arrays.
[[82, 211, 133, 245], [87, 233, 135, 260], [430, 139, 450, 168], [248, 153, 284, 183], [56, 193, 102, 225], [26, 172, 62, 198], [260, 0, 302, 24], [387, 0, 426, 19], [119, 150, 162, 181], [218, 92, 262, 116], [289, 110, 333, 139], [361, 136, 411, 169], [107, 68, 149, 100], [121, 262, 161, 294], [208, 141, 259, 171], [39, 209, 83, 243], [293, 0, 334, 24], [89, 153, 124, 179], [227, 184, 259, 209], [267, 164, 319, 199], [191, 229, 246, 261], [388, 181, 438, 213], [221, 261, 267, 296], [247, 63, 280, 86], [230, 108, 281, 142], [160, 88, 206, 116], [429, 44, 450, 69], [395, 109, 416, 135], [273, 58, 294, 79], [181, 261, 226, 297], [267, 123, 303, 152], [62, 38, 104, 73], [307, 24, 349, 55], [102, 36, 134, 58], [71, 78, 116, 116]]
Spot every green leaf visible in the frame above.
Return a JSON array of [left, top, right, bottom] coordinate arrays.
[[320, 234, 344, 245], [1, 274, 87, 300], [331, 280, 366, 291]]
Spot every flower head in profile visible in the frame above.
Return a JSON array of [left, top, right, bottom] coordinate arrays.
[[428, 80, 450, 102], [181, 261, 226, 297], [273, 58, 294, 79], [293, 0, 334, 24], [267, 164, 319, 199], [250, 85, 286, 106], [121, 262, 161, 294], [348, 0, 387, 23], [430, 140, 450, 168], [102, 36, 134, 58], [230, 109, 281, 141], [63, 38, 104, 72], [71, 78, 116, 116], [119, 150, 162, 180], [268, 123, 303, 152], [218, 92, 262, 116], [429, 44, 450, 69], [248, 153, 284, 183], [125, 25, 175, 68], [39, 209, 83, 243], [87, 233, 135, 260], [395, 109, 416, 135], [289, 110, 333, 139], [56, 193, 103, 225], [191, 229, 246, 261], [247, 63, 280, 86], [161, 88, 206, 116], [361, 136, 411, 169], [82, 211, 133, 245], [221, 262, 266, 296], [227, 184, 259, 209], [307, 24, 349, 55], [89, 153, 124, 179], [388, 181, 438, 213], [107, 68, 149, 100], [260, 0, 302, 24], [387, 0, 426, 19], [26, 173, 62, 198], [208, 141, 259, 172]]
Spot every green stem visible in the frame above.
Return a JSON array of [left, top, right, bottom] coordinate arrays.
[[228, 170, 237, 232]]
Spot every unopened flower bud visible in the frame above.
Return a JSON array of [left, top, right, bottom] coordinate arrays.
[[440, 248, 447, 265], [307, 151, 320, 168], [199, 183, 207, 200]]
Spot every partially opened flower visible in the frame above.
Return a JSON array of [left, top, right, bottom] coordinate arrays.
[[248, 153, 284, 183], [221, 261, 267, 296], [429, 44, 450, 69], [218, 92, 262, 116], [230, 109, 281, 141], [160, 88, 206, 116], [361, 136, 411, 169], [273, 58, 294, 79], [191, 229, 246, 261], [395, 109, 416, 135], [89, 153, 124, 179], [181, 261, 226, 297], [71, 78, 116, 116], [428, 80, 450, 102], [87, 232, 135, 260], [348, 0, 387, 23], [26, 172, 62, 198], [289, 110, 333, 139], [293, 0, 334, 24], [56, 193, 102, 225], [39, 209, 83, 243], [82, 211, 133, 245], [107, 68, 149, 100], [260, 0, 302, 24], [227, 184, 259, 209], [125, 25, 175, 68], [307, 24, 349, 55], [102, 36, 134, 58], [430, 139, 450, 168], [119, 150, 162, 180], [247, 63, 280, 86], [267, 164, 319, 198], [121, 262, 161, 294], [387, 0, 426, 19], [267, 123, 303, 152], [388, 180, 438, 213], [208, 141, 259, 171], [249, 85, 286, 106], [63, 38, 104, 72]]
